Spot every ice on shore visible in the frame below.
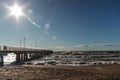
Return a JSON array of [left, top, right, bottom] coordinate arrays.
[[4, 53, 16, 64]]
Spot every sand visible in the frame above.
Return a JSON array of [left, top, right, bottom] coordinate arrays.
[[0, 64, 120, 80]]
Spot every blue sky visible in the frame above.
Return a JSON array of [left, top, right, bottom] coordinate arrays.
[[0, 0, 120, 50]]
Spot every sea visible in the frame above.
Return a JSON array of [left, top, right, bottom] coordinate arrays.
[[3, 53, 120, 66]]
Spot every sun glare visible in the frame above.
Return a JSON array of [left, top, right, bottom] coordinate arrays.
[[8, 4, 24, 19]]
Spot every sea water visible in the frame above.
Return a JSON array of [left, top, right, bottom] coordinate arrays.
[[3, 53, 120, 66]]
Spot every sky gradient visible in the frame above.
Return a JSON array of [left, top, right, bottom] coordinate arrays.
[[0, 0, 120, 50]]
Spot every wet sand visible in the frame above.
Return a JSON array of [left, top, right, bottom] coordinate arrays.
[[0, 64, 120, 80]]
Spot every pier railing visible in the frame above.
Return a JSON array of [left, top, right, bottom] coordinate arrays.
[[0, 46, 51, 52]]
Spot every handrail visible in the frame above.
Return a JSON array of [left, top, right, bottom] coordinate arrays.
[[0, 46, 52, 52]]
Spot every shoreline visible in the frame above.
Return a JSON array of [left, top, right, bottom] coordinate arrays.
[[0, 64, 120, 80]]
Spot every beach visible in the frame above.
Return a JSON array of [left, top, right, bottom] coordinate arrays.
[[0, 64, 120, 80]]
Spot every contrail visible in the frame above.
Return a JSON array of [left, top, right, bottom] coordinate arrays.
[[26, 17, 40, 28]]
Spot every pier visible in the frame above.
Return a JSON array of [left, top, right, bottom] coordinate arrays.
[[0, 46, 53, 66]]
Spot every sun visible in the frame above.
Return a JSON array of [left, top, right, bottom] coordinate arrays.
[[8, 4, 24, 19]]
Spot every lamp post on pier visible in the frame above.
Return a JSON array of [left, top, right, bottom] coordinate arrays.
[[24, 37, 26, 50], [35, 41, 37, 51], [31, 43, 32, 48], [20, 40, 21, 51]]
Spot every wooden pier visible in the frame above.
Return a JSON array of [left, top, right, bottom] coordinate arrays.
[[0, 46, 53, 66]]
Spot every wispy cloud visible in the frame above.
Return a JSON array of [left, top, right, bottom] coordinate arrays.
[[49, 43, 120, 51], [74, 43, 120, 47], [49, 45, 67, 51], [92, 43, 120, 46], [55, 46, 65, 49], [74, 44, 89, 47]]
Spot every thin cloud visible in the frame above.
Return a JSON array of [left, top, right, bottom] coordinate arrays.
[[89, 43, 120, 47], [74, 43, 120, 47], [74, 44, 89, 47], [55, 46, 65, 49]]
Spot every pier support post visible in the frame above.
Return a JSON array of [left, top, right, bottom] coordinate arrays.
[[30, 53, 33, 60], [0, 56, 4, 66], [24, 53, 28, 61], [36, 53, 38, 58], [42, 52, 44, 56], [16, 53, 20, 62], [38, 53, 41, 57], [33, 53, 35, 59], [20, 53, 24, 62]]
